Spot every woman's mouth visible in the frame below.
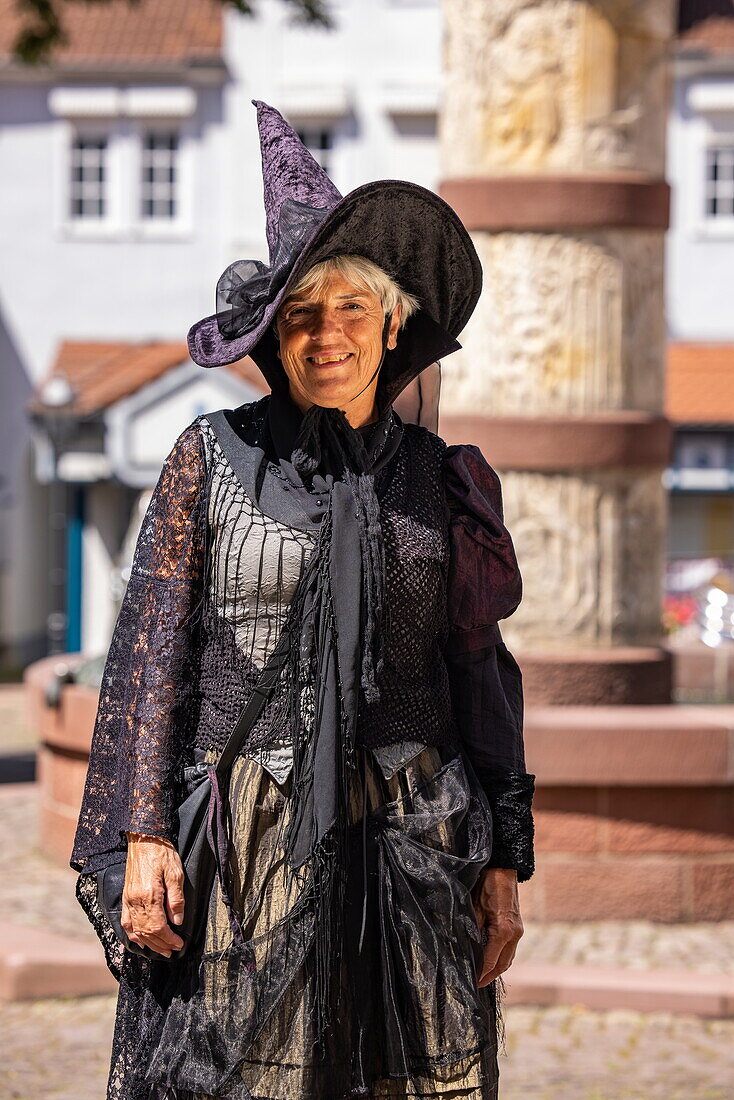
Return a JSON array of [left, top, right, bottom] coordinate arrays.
[[307, 353, 353, 366]]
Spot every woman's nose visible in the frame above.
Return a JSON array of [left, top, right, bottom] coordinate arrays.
[[308, 307, 344, 340]]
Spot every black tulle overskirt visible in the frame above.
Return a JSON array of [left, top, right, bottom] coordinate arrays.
[[104, 742, 502, 1100]]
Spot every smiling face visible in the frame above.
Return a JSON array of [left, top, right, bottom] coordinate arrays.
[[274, 271, 402, 427]]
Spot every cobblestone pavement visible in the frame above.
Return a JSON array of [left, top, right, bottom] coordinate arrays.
[[499, 1005, 734, 1099], [2, 995, 734, 1100], [517, 918, 734, 975], [1, 995, 116, 1100], [0, 784, 91, 940]]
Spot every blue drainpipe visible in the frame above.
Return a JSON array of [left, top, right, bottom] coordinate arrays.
[[65, 486, 84, 653]]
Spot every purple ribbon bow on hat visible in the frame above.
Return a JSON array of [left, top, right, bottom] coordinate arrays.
[[215, 197, 331, 341]]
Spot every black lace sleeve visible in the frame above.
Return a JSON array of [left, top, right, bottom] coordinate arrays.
[[70, 420, 207, 874], [442, 444, 535, 882]]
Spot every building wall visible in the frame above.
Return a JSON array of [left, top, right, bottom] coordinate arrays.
[[0, 447, 51, 668], [0, 0, 441, 389], [666, 68, 734, 339], [0, 82, 228, 382], [220, 0, 441, 260], [0, 77, 230, 661], [666, 62, 734, 589]]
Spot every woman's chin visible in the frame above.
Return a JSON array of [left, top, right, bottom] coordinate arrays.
[[305, 381, 363, 408]]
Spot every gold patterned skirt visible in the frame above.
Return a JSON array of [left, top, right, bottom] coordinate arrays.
[[140, 742, 501, 1100]]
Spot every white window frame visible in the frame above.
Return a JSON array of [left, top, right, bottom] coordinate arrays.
[[55, 118, 127, 239], [52, 87, 195, 242], [68, 132, 109, 222], [685, 82, 734, 241], [703, 137, 734, 231], [139, 128, 179, 221], [129, 118, 193, 240]]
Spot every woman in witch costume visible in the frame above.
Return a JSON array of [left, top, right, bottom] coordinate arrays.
[[71, 101, 535, 1100]]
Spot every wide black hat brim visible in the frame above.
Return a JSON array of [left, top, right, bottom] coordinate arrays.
[[187, 180, 482, 403]]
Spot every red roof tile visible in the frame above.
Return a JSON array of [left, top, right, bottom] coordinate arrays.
[[676, 1, 734, 53], [27, 339, 267, 417], [0, 0, 222, 67], [679, 1, 734, 32], [666, 342, 734, 425], [677, 16, 734, 53]]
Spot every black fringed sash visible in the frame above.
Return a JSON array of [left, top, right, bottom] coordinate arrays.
[[274, 398, 402, 1056]]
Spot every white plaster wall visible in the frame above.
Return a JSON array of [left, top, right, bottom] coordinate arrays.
[[0, 85, 228, 384], [81, 481, 130, 655], [108, 364, 266, 486], [666, 71, 734, 340], [221, 0, 441, 260]]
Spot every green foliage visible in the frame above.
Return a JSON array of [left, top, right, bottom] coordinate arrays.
[[11, 0, 333, 66], [13, 0, 67, 65]]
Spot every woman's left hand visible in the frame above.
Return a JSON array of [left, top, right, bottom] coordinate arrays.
[[471, 867, 524, 987]]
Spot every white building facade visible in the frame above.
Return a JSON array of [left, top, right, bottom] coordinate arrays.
[[667, 55, 734, 339], [666, 20, 734, 572]]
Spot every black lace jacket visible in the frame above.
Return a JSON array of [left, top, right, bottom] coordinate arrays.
[[70, 402, 535, 883]]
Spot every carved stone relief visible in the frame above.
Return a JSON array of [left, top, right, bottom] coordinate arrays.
[[441, 0, 674, 175], [440, 230, 665, 417], [498, 468, 666, 650], [439, 0, 673, 659]]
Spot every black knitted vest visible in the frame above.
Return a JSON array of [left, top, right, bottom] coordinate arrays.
[[357, 423, 458, 749]]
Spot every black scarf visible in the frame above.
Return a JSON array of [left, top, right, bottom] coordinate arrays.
[[263, 385, 403, 1056]]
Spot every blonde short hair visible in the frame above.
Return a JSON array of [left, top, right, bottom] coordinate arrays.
[[278, 253, 420, 329]]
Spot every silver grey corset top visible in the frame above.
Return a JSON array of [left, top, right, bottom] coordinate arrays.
[[204, 423, 316, 669]]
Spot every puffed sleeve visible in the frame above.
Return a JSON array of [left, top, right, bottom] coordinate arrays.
[[442, 443, 536, 882], [70, 419, 207, 874]]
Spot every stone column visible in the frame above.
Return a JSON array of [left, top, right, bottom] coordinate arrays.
[[439, 0, 676, 704]]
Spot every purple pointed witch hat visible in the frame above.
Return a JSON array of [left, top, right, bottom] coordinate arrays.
[[187, 100, 482, 409]]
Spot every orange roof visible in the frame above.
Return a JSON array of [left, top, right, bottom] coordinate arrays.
[[666, 342, 734, 425], [677, 1, 734, 54], [27, 339, 267, 418], [0, 0, 222, 68], [677, 16, 734, 54]]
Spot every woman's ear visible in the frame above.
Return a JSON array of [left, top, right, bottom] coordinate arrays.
[[387, 303, 402, 351]]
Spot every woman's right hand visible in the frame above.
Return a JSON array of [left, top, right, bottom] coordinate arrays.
[[121, 832, 186, 957]]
